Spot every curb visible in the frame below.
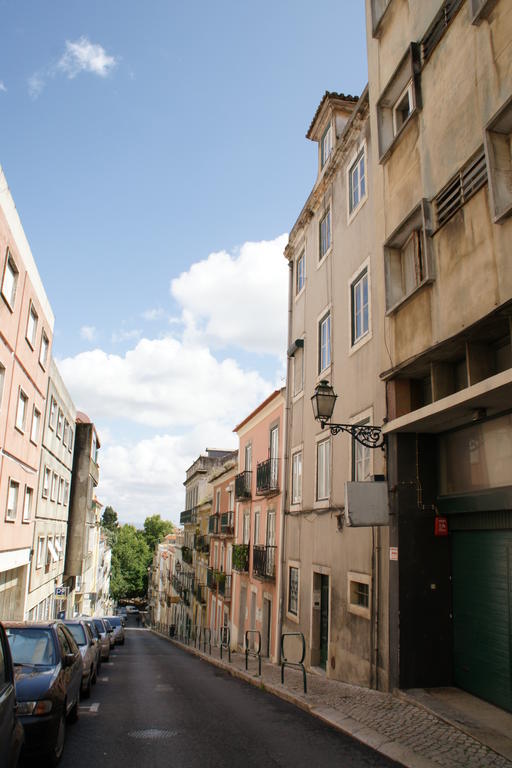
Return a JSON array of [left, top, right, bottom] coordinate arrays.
[[151, 629, 438, 768]]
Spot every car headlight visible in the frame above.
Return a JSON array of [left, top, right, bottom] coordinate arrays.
[[17, 700, 53, 716]]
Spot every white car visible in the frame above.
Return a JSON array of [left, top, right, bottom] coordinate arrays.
[[64, 619, 98, 698]]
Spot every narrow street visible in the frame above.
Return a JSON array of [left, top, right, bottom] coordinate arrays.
[[60, 621, 399, 768]]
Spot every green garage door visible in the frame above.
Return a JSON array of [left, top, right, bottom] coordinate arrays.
[[452, 531, 512, 712]]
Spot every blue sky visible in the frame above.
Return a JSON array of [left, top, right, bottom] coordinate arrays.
[[0, 1, 368, 525]]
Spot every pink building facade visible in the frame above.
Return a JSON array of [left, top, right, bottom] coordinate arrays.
[[231, 389, 286, 662], [0, 167, 54, 619], [206, 464, 237, 635]]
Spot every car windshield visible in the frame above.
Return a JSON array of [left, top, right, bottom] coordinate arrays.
[[66, 624, 86, 646], [86, 622, 99, 639], [104, 619, 112, 630], [6, 628, 56, 666], [107, 617, 121, 627], [93, 620, 105, 634]]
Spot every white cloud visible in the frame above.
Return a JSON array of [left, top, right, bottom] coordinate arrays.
[[111, 328, 141, 344], [171, 234, 288, 356], [0, 81, 6, 93], [57, 37, 117, 79], [80, 325, 97, 341], [142, 308, 166, 321], [28, 73, 45, 99]]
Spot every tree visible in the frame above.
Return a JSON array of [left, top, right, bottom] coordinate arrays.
[[142, 514, 174, 553], [110, 525, 151, 600], [101, 506, 119, 532]]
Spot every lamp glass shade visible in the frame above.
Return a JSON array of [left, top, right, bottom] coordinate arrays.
[[311, 380, 337, 422]]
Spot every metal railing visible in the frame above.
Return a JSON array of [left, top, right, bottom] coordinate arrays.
[[194, 534, 210, 554], [256, 458, 279, 494], [220, 511, 234, 535], [219, 626, 231, 662], [235, 470, 252, 499], [208, 514, 220, 535], [232, 543, 249, 572], [281, 632, 307, 694], [218, 573, 231, 600], [181, 546, 193, 565], [245, 629, 261, 676], [195, 583, 207, 604], [252, 545, 276, 580], [180, 507, 197, 525]]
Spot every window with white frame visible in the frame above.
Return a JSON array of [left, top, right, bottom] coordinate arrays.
[[47, 536, 58, 565], [55, 536, 63, 559], [26, 303, 38, 348], [319, 209, 331, 260], [16, 390, 28, 432], [49, 397, 57, 430], [243, 511, 250, 544], [244, 443, 252, 472], [30, 407, 41, 444], [351, 269, 369, 346], [63, 419, 69, 447], [57, 477, 64, 505], [254, 510, 260, 545], [318, 312, 331, 373], [293, 345, 304, 397], [296, 250, 305, 295], [288, 566, 299, 616], [291, 451, 302, 504], [1, 250, 18, 310], [215, 489, 221, 514], [42, 467, 51, 498], [352, 420, 371, 481], [316, 438, 330, 501], [0, 364, 5, 411], [22, 486, 33, 522], [63, 480, 70, 506], [39, 331, 49, 369], [321, 123, 333, 168], [68, 427, 73, 453], [36, 536, 45, 568], [6, 480, 19, 521], [348, 148, 366, 216], [56, 409, 64, 439], [51, 472, 58, 502], [377, 44, 421, 161], [392, 81, 415, 136], [347, 572, 371, 619]]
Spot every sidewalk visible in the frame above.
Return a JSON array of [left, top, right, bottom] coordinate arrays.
[[152, 628, 512, 768]]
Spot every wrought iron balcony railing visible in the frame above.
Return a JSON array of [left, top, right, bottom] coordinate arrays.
[[171, 575, 183, 595], [232, 543, 250, 573], [218, 573, 232, 601], [195, 583, 207, 604], [180, 507, 197, 525], [208, 514, 219, 535], [252, 545, 276, 581], [194, 534, 210, 554], [256, 458, 279, 495], [220, 511, 234, 535], [206, 567, 217, 590], [181, 546, 193, 565], [235, 470, 252, 499]]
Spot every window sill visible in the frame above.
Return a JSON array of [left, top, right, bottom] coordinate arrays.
[[385, 277, 434, 316], [294, 285, 306, 302], [4, 517, 16, 523], [348, 604, 371, 620], [349, 329, 373, 356], [317, 246, 332, 270], [492, 199, 512, 225], [317, 365, 332, 382], [292, 390, 304, 405], [372, 0, 393, 37], [14, 425, 25, 436], [25, 337, 35, 351], [379, 109, 418, 165], [1, 292, 15, 313], [286, 610, 300, 624], [347, 194, 368, 226], [313, 499, 329, 509]]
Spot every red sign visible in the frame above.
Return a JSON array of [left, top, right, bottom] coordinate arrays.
[[435, 516, 449, 536]]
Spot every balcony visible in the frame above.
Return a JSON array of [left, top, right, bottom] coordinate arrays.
[[171, 575, 183, 595], [208, 514, 220, 535], [232, 543, 249, 573], [181, 546, 193, 565], [220, 512, 234, 535], [206, 567, 217, 590], [180, 507, 197, 525], [194, 534, 210, 554], [195, 583, 207, 604], [256, 458, 279, 495], [235, 470, 252, 500], [252, 545, 276, 581], [218, 573, 232, 601]]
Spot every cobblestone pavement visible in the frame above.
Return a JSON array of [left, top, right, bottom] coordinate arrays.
[[154, 630, 512, 768]]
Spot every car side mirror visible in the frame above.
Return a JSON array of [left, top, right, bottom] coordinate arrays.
[[63, 653, 75, 668]]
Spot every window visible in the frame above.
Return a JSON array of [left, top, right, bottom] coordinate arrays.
[[319, 209, 331, 260], [30, 408, 41, 444], [68, 427, 74, 453], [318, 312, 331, 373], [16, 390, 28, 432], [296, 251, 305, 295], [321, 123, 333, 168], [58, 477, 64, 505], [63, 419, 69, 447], [254, 510, 260, 546], [384, 200, 433, 312], [26, 303, 38, 348], [22, 487, 33, 522], [244, 443, 252, 472], [293, 345, 304, 396], [485, 98, 512, 223], [63, 480, 70, 506], [243, 511, 250, 545], [42, 467, 51, 498], [471, 0, 498, 23], [348, 148, 366, 216], [316, 438, 330, 501], [39, 331, 49, 369], [0, 364, 5, 411], [56, 409, 64, 439], [36, 536, 45, 568], [51, 472, 58, 502], [92, 432, 98, 462], [371, 0, 392, 35], [392, 82, 414, 136], [215, 489, 221, 514], [55, 536, 64, 559], [347, 572, 371, 619], [288, 566, 299, 616], [1, 250, 18, 310], [352, 420, 371, 482], [351, 270, 369, 346], [6, 480, 19, 521], [49, 398, 57, 430], [377, 44, 421, 161], [291, 451, 302, 504], [47, 536, 58, 565]]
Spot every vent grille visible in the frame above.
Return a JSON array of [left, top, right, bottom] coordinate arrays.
[[422, 0, 464, 64], [434, 149, 487, 228]]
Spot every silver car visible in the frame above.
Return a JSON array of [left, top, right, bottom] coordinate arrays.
[[103, 619, 115, 649], [104, 616, 125, 645], [63, 620, 97, 698], [81, 618, 102, 674], [90, 618, 111, 661]]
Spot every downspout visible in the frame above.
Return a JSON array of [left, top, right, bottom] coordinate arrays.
[[276, 256, 294, 664]]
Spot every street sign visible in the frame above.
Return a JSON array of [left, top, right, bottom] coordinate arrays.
[[389, 546, 398, 561], [55, 586, 68, 596]]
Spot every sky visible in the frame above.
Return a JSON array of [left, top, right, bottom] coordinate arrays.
[[0, 0, 368, 527]]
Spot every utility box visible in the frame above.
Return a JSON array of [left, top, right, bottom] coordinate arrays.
[[344, 481, 389, 526]]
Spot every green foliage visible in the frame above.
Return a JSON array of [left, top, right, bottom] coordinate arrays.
[[110, 524, 151, 600], [142, 514, 174, 553], [232, 544, 249, 572], [101, 506, 119, 532]]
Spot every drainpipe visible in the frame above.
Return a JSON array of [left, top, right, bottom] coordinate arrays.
[[276, 257, 294, 664]]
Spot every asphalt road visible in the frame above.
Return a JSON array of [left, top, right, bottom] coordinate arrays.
[[58, 619, 399, 768]]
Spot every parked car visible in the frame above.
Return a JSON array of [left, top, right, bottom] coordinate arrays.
[[4, 621, 82, 766], [126, 605, 139, 614], [90, 618, 110, 661], [0, 622, 24, 768], [63, 620, 97, 698], [104, 616, 125, 645], [103, 618, 115, 649], [116, 606, 127, 617], [80, 619, 102, 674]]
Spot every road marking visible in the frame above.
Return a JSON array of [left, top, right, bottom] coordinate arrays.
[[99, 677, 109, 682], [103, 662, 114, 666], [79, 702, 100, 714]]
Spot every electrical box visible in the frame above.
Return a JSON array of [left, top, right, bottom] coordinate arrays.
[[344, 481, 389, 527]]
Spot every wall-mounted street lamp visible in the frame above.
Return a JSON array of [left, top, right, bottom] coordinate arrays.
[[311, 380, 385, 449]]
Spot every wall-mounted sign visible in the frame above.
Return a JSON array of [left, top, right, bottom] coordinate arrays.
[[434, 516, 449, 536], [389, 547, 398, 561], [55, 586, 68, 597]]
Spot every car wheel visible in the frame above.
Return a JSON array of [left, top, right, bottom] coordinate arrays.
[[48, 710, 66, 766], [82, 671, 92, 699]]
